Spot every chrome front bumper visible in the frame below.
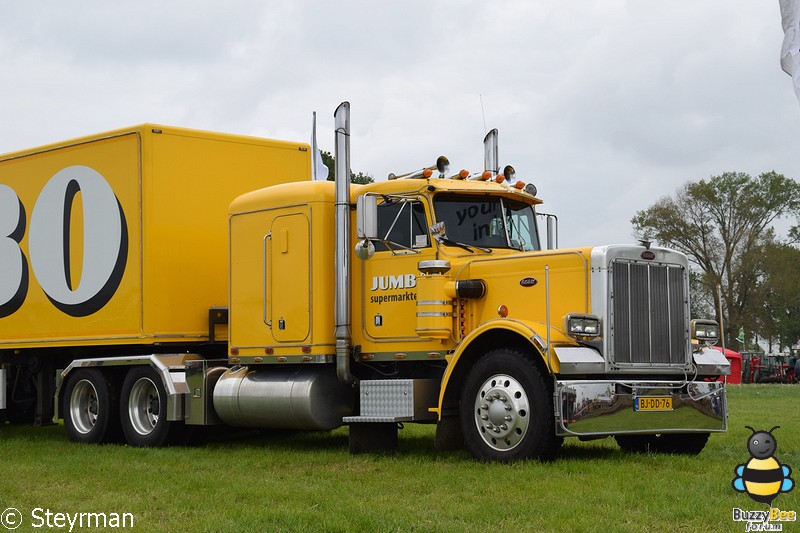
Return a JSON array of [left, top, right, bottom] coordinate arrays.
[[555, 380, 726, 437]]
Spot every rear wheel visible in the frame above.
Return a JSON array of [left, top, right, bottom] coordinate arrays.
[[121, 367, 182, 447], [460, 349, 561, 462], [63, 369, 121, 444]]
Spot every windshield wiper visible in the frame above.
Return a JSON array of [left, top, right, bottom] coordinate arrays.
[[438, 237, 492, 254], [429, 221, 492, 253]]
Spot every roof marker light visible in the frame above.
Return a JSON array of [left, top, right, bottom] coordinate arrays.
[[469, 171, 493, 181], [390, 155, 451, 180]]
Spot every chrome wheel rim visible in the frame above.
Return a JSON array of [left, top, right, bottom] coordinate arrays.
[[127, 377, 160, 436], [69, 379, 99, 434], [473, 373, 530, 451]]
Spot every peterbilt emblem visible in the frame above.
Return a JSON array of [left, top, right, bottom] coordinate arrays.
[[519, 277, 538, 287], [641, 251, 656, 260]]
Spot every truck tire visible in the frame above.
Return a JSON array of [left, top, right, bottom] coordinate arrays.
[[120, 366, 181, 447], [615, 434, 656, 453], [63, 369, 121, 444], [460, 349, 561, 462], [652, 432, 709, 455], [615, 433, 709, 455]]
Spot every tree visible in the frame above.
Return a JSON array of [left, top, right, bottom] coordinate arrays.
[[751, 243, 800, 351], [631, 171, 800, 350], [320, 151, 374, 184]]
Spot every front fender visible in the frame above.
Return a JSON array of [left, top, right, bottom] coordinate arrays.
[[436, 318, 559, 419]]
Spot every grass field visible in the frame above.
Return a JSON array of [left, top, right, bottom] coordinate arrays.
[[0, 384, 797, 532]]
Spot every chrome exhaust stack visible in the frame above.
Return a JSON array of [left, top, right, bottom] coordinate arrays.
[[483, 128, 499, 177], [334, 102, 357, 386]]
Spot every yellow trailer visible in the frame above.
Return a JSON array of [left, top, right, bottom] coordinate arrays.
[[0, 124, 310, 423]]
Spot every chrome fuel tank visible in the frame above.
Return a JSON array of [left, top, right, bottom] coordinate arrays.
[[213, 366, 354, 431]]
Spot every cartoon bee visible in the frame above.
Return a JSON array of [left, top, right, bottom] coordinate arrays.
[[732, 426, 794, 505]]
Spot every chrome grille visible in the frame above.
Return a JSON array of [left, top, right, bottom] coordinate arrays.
[[610, 261, 688, 365]]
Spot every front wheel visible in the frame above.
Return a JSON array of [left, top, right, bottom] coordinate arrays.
[[120, 367, 182, 447], [615, 432, 709, 455], [615, 434, 656, 454], [652, 432, 709, 455], [460, 349, 561, 462]]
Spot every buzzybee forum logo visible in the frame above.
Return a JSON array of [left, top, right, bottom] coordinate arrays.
[[733, 426, 794, 504], [731, 426, 795, 531]]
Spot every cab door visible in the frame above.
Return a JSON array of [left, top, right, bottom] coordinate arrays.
[[362, 198, 433, 341], [267, 211, 311, 343]]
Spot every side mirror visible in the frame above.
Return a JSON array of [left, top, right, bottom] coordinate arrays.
[[356, 195, 378, 239], [546, 214, 558, 250], [355, 195, 378, 260]]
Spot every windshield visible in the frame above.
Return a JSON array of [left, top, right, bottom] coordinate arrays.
[[433, 194, 540, 251]]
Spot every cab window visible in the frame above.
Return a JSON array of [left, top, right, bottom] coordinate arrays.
[[374, 200, 429, 252]]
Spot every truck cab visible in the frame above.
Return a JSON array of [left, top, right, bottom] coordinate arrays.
[[224, 109, 729, 461]]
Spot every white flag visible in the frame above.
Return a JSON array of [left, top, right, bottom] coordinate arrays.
[[311, 111, 329, 181], [780, 0, 800, 103]]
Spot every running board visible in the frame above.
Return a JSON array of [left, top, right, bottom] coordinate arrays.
[[343, 379, 439, 423]]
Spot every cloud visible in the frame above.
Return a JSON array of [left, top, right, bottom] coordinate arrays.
[[0, 1, 798, 247]]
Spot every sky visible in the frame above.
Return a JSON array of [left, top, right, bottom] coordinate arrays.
[[1, 1, 798, 248]]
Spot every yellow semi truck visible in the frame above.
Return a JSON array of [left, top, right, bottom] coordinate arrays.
[[0, 102, 729, 461]]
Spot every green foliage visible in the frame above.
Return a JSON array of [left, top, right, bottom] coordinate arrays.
[[632, 171, 800, 350], [752, 243, 800, 351], [320, 150, 374, 184], [0, 385, 795, 532]]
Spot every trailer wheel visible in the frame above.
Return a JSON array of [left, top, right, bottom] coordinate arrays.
[[460, 349, 561, 462], [63, 369, 121, 444], [121, 367, 181, 447]]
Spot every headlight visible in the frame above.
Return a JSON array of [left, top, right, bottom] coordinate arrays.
[[692, 319, 720, 343], [566, 314, 601, 339]]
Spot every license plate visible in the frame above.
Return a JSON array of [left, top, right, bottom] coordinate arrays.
[[634, 396, 673, 411]]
